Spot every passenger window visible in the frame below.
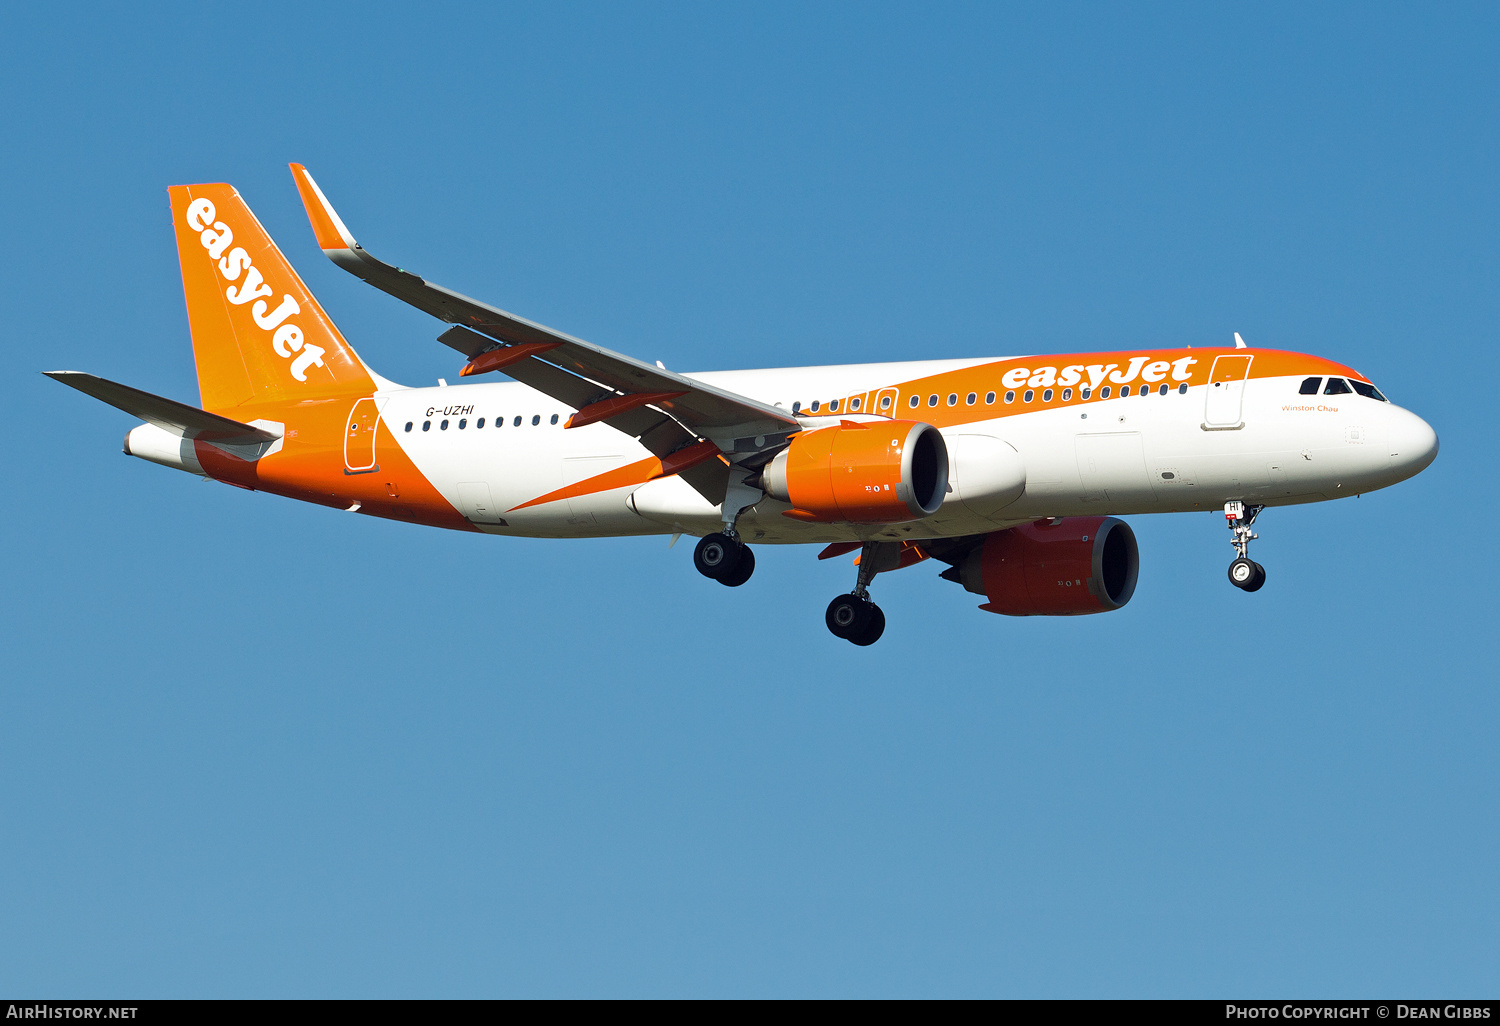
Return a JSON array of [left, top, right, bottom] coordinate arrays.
[[792, 401, 801, 414], [985, 391, 996, 404], [1081, 387, 1091, 399], [908, 395, 919, 408], [1349, 380, 1389, 402], [513, 416, 522, 427], [852, 397, 863, 411], [928, 394, 938, 407], [1324, 378, 1352, 395], [532, 415, 541, 425], [1100, 386, 1111, 399], [1177, 383, 1188, 394], [947, 393, 958, 406], [459, 418, 467, 429], [829, 399, 840, 412], [422, 420, 431, 432], [477, 417, 485, 428], [1023, 389, 1034, 403], [1120, 385, 1131, 397], [1004, 390, 1015, 404], [440, 419, 449, 430], [880, 395, 891, 409], [1299, 377, 1322, 395], [404, 421, 413, 432], [1158, 383, 1168, 395], [811, 400, 821, 412], [1062, 388, 1072, 401], [1042, 388, 1053, 402], [550, 414, 559, 425], [966, 392, 977, 405]]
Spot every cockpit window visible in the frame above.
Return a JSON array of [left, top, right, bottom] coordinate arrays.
[[1349, 380, 1389, 402], [1323, 377, 1352, 395], [1299, 377, 1322, 395]]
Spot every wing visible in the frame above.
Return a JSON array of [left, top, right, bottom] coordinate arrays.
[[289, 164, 798, 505], [45, 371, 279, 445]]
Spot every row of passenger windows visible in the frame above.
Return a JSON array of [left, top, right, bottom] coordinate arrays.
[[1299, 376, 1388, 401], [789, 382, 1189, 414], [791, 394, 892, 415], [404, 414, 560, 433]]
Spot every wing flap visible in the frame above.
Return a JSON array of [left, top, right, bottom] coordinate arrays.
[[437, 325, 724, 503]]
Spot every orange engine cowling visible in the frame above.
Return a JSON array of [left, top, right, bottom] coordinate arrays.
[[953, 516, 1139, 615], [762, 420, 948, 523]]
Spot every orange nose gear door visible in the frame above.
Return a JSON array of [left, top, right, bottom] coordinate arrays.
[[344, 396, 381, 473], [1204, 355, 1253, 429]]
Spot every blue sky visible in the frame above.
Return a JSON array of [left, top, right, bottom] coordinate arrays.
[[1, 2, 1496, 997]]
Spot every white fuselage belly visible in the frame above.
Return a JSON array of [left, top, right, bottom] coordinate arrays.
[[379, 357, 1425, 543]]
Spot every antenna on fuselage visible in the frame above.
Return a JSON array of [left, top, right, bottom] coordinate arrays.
[[1234, 332, 1248, 349]]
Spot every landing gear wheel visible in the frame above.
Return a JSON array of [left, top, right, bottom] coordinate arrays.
[[826, 593, 873, 640], [1244, 560, 1266, 592], [1228, 557, 1266, 592], [694, 532, 742, 582], [849, 604, 886, 646], [719, 545, 755, 587]]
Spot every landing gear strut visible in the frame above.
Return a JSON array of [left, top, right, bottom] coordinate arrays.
[[826, 542, 892, 646], [1224, 500, 1266, 592]]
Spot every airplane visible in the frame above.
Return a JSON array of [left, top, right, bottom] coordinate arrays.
[[48, 165, 1439, 645]]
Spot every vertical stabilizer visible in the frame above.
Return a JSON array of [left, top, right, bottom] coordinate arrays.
[[169, 183, 375, 414]]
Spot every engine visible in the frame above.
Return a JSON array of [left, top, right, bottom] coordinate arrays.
[[950, 516, 1139, 615], [762, 420, 948, 523]]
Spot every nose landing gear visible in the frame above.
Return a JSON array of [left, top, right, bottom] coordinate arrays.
[[1224, 501, 1266, 592]]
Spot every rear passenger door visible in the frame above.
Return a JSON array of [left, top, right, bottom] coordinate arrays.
[[344, 396, 383, 473]]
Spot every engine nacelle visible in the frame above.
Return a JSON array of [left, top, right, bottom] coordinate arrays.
[[763, 420, 948, 523], [954, 516, 1139, 615]]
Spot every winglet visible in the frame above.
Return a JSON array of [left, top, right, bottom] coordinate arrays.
[[289, 163, 358, 252]]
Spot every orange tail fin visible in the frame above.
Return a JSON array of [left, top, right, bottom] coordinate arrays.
[[168, 183, 375, 414]]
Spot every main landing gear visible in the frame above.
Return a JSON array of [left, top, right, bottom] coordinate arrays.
[[1224, 500, 1266, 592], [694, 532, 755, 587], [825, 542, 892, 646], [826, 593, 885, 646], [693, 467, 764, 588]]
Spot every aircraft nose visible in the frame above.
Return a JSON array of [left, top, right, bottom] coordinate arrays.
[[1388, 408, 1438, 479]]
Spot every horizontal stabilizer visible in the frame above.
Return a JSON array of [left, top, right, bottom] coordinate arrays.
[[45, 371, 279, 445]]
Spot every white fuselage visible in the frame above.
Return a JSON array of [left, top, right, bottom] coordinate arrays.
[[375, 356, 1436, 544]]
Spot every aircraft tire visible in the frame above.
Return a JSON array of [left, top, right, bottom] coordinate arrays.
[[1229, 557, 1263, 591], [719, 545, 755, 587], [694, 533, 742, 581], [849, 604, 886, 646], [1243, 560, 1266, 592], [826, 593, 872, 639]]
